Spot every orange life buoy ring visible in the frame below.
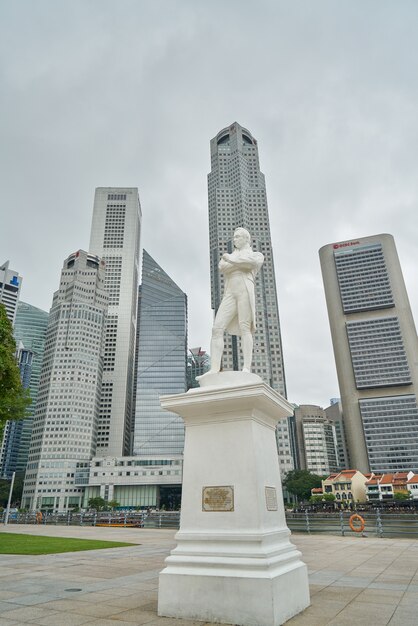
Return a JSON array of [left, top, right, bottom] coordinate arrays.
[[349, 513, 365, 533]]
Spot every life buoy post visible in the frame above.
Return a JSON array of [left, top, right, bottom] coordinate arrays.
[[349, 513, 365, 534]]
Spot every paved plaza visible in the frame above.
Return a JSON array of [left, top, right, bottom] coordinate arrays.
[[1, 525, 418, 625]]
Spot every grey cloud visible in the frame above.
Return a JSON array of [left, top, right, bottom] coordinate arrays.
[[1, 0, 418, 408]]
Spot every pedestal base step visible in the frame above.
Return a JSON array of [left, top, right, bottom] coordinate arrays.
[[158, 563, 310, 626]]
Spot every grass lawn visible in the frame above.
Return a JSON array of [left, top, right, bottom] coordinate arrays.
[[0, 532, 137, 555]]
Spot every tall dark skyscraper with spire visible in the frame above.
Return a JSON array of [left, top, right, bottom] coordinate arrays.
[[208, 123, 286, 394], [208, 122, 293, 472]]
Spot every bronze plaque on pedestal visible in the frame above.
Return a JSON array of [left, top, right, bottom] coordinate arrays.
[[202, 486, 234, 512], [265, 486, 278, 511]]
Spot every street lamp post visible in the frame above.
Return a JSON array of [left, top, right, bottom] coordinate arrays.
[[4, 471, 16, 525]]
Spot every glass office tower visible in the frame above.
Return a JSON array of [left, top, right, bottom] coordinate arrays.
[[0, 303, 48, 478], [187, 348, 210, 390], [13, 304, 48, 474], [0, 346, 33, 479], [134, 250, 187, 455]]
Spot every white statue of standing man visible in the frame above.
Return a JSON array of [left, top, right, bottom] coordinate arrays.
[[208, 227, 264, 374]]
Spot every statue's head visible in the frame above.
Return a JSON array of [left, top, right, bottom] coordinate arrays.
[[233, 227, 251, 249]]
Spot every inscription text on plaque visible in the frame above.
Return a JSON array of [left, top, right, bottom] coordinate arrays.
[[265, 486, 278, 511], [202, 486, 234, 512]]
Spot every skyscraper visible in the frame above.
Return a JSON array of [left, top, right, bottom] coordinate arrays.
[[187, 348, 210, 390], [320, 234, 418, 473], [208, 122, 292, 472], [324, 400, 349, 470], [0, 263, 24, 478], [0, 344, 33, 479], [208, 123, 286, 392], [134, 250, 187, 455], [0, 261, 22, 324], [22, 251, 108, 511], [89, 188, 141, 456], [0, 303, 49, 478], [293, 405, 339, 475]]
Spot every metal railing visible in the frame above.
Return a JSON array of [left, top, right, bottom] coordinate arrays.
[[3, 509, 418, 538], [285, 508, 418, 538], [1, 510, 150, 527]]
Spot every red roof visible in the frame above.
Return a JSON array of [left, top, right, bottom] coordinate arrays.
[[393, 473, 408, 485], [324, 473, 338, 481], [407, 475, 418, 484], [311, 488, 323, 493], [324, 469, 368, 483], [379, 474, 394, 485], [334, 470, 356, 480]]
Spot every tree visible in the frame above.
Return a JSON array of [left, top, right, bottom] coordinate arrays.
[[394, 490, 411, 501], [88, 496, 107, 511], [0, 475, 24, 508], [107, 499, 120, 510], [310, 493, 336, 504], [0, 304, 31, 433], [282, 470, 323, 502]]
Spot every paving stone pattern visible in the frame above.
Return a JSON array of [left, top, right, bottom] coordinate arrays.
[[1, 525, 418, 625]]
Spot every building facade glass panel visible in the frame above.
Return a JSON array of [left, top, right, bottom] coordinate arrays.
[[0, 303, 49, 479], [359, 395, 418, 472], [346, 317, 411, 389], [134, 251, 187, 455], [334, 244, 394, 313]]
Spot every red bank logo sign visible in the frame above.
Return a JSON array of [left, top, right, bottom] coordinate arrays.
[[333, 241, 360, 250]]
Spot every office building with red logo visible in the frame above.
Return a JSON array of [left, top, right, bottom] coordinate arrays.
[[319, 234, 418, 474]]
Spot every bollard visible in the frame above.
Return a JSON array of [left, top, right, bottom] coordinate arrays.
[[376, 508, 383, 538], [305, 509, 310, 534], [339, 510, 345, 536]]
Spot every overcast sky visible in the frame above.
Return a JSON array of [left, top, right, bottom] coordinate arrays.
[[1, 1, 418, 408]]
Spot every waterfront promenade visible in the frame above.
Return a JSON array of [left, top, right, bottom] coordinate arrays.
[[1, 525, 418, 625]]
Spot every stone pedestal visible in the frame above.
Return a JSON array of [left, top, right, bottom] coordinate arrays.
[[158, 373, 310, 626]]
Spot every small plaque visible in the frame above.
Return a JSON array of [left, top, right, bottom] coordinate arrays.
[[265, 486, 278, 511], [202, 486, 234, 512]]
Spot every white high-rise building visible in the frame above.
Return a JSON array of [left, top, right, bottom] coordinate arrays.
[[89, 188, 141, 456], [320, 234, 418, 474], [294, 405, 339, 475], [22, 251, 108, 511], [0, 260, 22, 324], [208, 122, 292, 472], [324, 400, 349, 470]]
